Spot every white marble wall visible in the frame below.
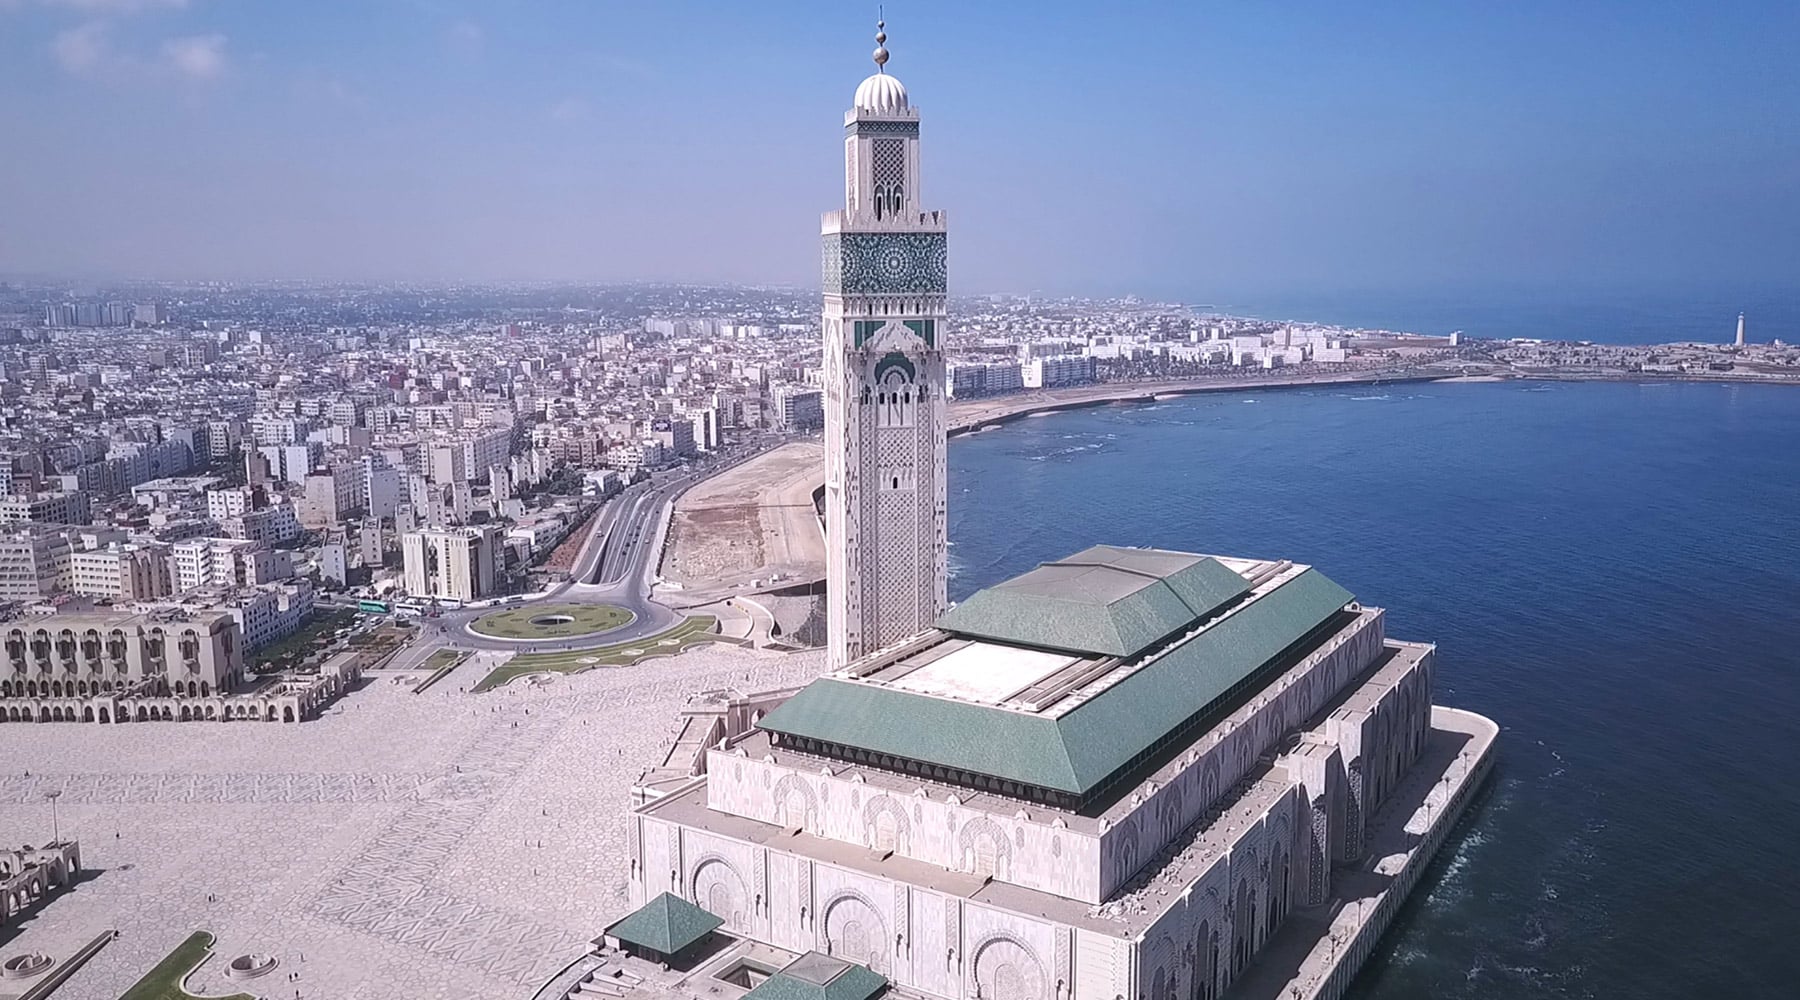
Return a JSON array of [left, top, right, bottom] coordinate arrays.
[[703, 613, 1386, 908], [631, 811, 1123, 1000], [706, 749, 1106, 902], [1326, 642, 1435, 863], [1128, 785, 1308, 1000], [1094, 611, 1385, 899]]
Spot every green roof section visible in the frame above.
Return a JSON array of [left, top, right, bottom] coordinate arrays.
[[604, 892, 724, 955], [744, 953, 887, 1000], [758, 564, 1354, 797], [935, 545, 1251, 657]]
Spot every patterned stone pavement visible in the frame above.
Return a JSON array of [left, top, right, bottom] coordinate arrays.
[[0, 645, 826, 1000]]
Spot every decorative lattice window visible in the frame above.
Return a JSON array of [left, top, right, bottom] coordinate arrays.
[[873, 138, 905, 194], [872, 137, 906, 218]]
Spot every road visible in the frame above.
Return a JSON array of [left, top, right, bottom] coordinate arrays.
[[417, 444, 779, 653]]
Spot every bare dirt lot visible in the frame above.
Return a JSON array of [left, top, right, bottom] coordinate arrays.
[[661, 442, 825, 602]]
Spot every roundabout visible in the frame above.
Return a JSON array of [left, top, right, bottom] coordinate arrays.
[[467, 602, 635, 640]]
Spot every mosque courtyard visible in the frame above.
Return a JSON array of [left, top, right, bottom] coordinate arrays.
[[0, 644, 825, 1000]]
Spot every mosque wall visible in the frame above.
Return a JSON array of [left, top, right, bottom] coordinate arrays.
[[633, 807, 1103, 1000], [1095, 609, 1385, 899], [706, 747, 1106, 902], [1125, 787, 1307, 1000]]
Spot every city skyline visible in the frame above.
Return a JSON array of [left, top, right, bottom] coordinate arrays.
[[2, 1, 1798, 299]]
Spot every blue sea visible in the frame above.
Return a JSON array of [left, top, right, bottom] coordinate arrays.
[[946, 380, 1800, 1000]]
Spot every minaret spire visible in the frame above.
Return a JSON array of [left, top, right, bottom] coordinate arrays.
[[873, 11, 889, 72]]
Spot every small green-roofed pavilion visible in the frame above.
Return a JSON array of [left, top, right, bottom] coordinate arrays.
[[603, 892, 724, 958], [743, 952, 887, 1000], [935, 544, 1252, 657]]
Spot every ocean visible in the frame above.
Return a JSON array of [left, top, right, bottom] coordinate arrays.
[[945, 379, 1800, 999]]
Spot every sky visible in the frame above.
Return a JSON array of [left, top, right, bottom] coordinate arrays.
[[1, 0, 1797, 302]]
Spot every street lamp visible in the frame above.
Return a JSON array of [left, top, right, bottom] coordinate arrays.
[[46, 789, 62, 844]]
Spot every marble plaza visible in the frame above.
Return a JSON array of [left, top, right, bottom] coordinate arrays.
[[0, 644, 826, 1000]]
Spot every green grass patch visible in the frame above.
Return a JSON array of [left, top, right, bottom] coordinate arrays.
[[121, 931, 254, 1000], [249, 609, 356, 671], [413, 649, 468, 695], [468, 602, 634, 639], [472, 616, 720, 692], [422, 649, 467, 670]]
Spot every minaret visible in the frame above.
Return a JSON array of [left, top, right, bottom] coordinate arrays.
[[1735, 312, 1746, 347], [822, 19, 949, 669]]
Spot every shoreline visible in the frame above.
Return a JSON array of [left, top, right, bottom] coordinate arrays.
[[659, 365, 1799, 597], [944, 367, 1800, 437], [945, 369, 1443, 436]]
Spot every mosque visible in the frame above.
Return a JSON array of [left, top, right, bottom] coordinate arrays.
[[596, 24, 1496, 1000]]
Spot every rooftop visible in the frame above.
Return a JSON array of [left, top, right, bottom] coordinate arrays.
[[936, 544, 1251, 657], [604, 891, 724, 956], [757, 549, 1355, 802], [745, 953, 887, 1000], [0, 607, 235, 631]]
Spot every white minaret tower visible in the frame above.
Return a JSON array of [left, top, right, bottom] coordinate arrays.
[[1735, 312, 1747, 347], [822, 19, 949, 669]]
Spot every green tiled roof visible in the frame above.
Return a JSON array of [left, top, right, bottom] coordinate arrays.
[[935, 545, 1252, 657], [758, 566, 1352, 796], [604, 892, 723, 955], [744, 953, 887, 1000]]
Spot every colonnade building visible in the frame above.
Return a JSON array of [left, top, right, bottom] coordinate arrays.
[[0, 608, 361, 724], [0, 609, 242, 701]]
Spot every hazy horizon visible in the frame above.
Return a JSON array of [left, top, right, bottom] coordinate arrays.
[[3, 1, 1798, 301]]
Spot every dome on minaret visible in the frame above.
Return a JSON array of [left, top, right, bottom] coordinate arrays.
[[852, 18, 909, 115], [853, 72, 909, 114]]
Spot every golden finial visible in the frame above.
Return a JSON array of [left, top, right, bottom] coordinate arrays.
[[873, 10, 889, 71]]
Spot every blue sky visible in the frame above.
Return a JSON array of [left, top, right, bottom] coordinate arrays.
[[1, 1, 1796, 300]]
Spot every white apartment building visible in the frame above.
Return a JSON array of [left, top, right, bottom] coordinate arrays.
[[251, 414, 309, 446], [362, 460, 403, 519], [0, 526, 79, 601], [428, 427, 512, 484], [1023, 354, 1099, 388], [772, 385, 823, 430], [170, 538, 293, 593], [257, 442, 320, 485], [206, 488, 255, 521], [401, 525, 502, 603], [219, 504, 301, 546], [948, 361, 1026, 398], [0, 492, 91, 527], [298, 465, 362, 527], [604, 442, 668, 476], [688, 408, 721, 452], [68, 544, 172, 601], [203, 581, 313, 651]]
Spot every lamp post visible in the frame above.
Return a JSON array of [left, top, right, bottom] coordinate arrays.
[[46, 789, 62, 844]]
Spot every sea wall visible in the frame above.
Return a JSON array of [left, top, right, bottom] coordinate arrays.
[[1301, 706, 1498, 1000]]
